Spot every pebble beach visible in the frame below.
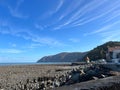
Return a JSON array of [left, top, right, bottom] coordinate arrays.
[[0, 64, 80, 90], [0, 64, 120, 90]]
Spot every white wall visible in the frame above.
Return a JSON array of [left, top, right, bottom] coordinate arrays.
[[113, 50, 120, 59]]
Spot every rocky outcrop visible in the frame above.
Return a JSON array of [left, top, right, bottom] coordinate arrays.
[[37, 52, 87, 62]]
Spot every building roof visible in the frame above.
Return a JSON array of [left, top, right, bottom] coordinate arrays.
[[108, 46, 120, 52]]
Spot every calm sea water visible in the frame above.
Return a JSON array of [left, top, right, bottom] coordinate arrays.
[[0, 62, 71, 66]]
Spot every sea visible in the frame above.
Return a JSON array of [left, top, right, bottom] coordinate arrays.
[[0, 62, 71, 66]]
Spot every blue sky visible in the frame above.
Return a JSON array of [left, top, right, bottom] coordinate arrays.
[[0, 0, 120, 62]]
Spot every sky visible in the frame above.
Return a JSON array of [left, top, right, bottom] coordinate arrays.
[[0, 0, 120, 62]]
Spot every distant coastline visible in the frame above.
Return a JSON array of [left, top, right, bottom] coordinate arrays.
[[0, 62, 72, 66]]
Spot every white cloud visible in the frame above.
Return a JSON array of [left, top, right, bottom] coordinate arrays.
[[67, 0, 104, 23], [0, 56, 34, 62], [1, 19, 66, 47], [28, 43, 43, 49], [53, 21, 70, 30], [31, 37, 66, 47], [8, 7, 28, 18], [69, 38, 80, 43], [52, 0, 120, 30], [41, 0, 64, 20], [0, 21, 66, 47], [101, 30, 120, 42], [0, 20, 8, 26], [0, 20, 11, 34], [54, 0, 64, 13], [54, 0, 104, 29], [0, 57, 9, 62], [7, 0, 28, 18], [34, 24, 44, 30], [83, 17, 120, 43], [84, 20, 120, 36], [73, 1, 120, 26], [0, 28, 10, 34], [48, 0, 64, 16], [103, 10, 120, 23], [0, 49, 23, 54], [8, 43, 17, 47], [58, 0, 83, 21], [16, 31, 65, 47]]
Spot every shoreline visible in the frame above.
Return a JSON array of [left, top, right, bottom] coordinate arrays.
[[0, 62, 72, 67]]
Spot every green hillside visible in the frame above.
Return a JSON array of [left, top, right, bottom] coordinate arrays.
[[82, 41, 120, 61]]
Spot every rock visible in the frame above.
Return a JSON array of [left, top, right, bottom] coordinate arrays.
[[92, 76, 99, 80], [86, 70, 97, 76], [79, 74, 91, 82], [40, 81, 46, 89], [109, 71, 120, 76], [80, 69, 85, 75], [53, 80, 60, 87], [71, 73, 80, 83], [100, 74, 106, 78]]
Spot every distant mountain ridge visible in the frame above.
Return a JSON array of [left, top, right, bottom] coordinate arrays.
[[37, 52, 88, 62], [37, 41, 120, 62]]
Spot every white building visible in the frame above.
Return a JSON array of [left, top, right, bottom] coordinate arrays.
[[106, 46, 120, 63]]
